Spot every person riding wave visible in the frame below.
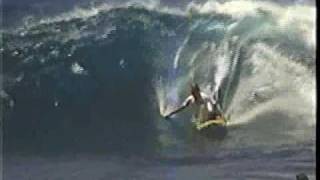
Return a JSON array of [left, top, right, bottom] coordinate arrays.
[[164, 83, 223, 123]]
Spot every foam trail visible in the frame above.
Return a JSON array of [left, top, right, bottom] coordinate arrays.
[[174, 35, 190, 69], [156, 78, 178, 117], [212, 41, 231, 95], [157, 33, 193, 116], [222, 39, 242, 111], [188, 42, 209, 67]]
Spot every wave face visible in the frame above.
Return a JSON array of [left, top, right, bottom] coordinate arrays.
[[2, 7, 189, 154], [2, 0, 315, 158]]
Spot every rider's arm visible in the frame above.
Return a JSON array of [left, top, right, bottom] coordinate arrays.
[[164, 95, 194, 119]]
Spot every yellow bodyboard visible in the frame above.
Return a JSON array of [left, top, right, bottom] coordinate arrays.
[[195, 117, 226, 131]]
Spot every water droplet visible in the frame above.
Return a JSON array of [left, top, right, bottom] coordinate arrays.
[[9, 100, 15, 108], [71, 62, 87, 75], [54, 101, 59, 107], [12, 50, 19, 56], [119, 59, 126, 69]]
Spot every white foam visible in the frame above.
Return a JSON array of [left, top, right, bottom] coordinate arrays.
[[17, 1, 185, 32], [71, 62, 87, 75], [187, 0, 316, 48], [174, 35, 190, 69], [226, 42, 315, 127]]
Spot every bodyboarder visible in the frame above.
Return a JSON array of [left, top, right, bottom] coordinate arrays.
[[163, 83, 223, 124]]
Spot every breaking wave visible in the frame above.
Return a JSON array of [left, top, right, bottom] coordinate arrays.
[[1, 0, 316, 156]]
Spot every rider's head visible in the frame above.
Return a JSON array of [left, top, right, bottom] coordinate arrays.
[[191, 83, 201, 100]]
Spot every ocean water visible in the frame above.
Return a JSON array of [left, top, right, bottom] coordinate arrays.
[[1, 0, 316, 179]]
